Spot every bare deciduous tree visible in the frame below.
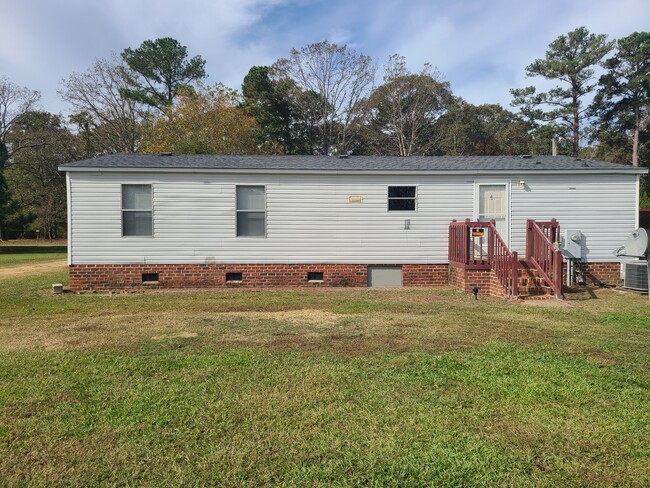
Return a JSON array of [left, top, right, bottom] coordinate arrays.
[[271, 41, 375, 155], [362, 55, 452, 156], [59, 56, 151, 154], [0, 77, 41, 156]]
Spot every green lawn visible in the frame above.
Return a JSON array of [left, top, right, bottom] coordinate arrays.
[[0, 250, 67, 267], [0, 269, 648, 486]]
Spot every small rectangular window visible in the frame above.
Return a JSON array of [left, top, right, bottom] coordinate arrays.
[[307, 272, 324, 282], [388, 186, 416, 211], [226, 272, 243, 282], [122, 184, 152, 236], [236, 186, 265, 236]]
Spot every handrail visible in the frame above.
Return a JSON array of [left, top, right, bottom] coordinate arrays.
[[449, 219, 519, 297], [526, 219, 563, 299], [490, 222, 519, 298]]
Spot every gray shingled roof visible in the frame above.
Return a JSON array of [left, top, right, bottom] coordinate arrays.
[[59, 153, 646, 172]]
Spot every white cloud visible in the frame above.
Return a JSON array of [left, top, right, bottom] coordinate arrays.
[[371, 0, 650, 106], [1, 0, 648, 115], [0, 0, 289, 113]]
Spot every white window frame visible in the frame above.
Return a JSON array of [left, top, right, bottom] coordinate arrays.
[[236, 185, 267, 238], [387, 185, 417, 212], [121, 184, 154, 238]]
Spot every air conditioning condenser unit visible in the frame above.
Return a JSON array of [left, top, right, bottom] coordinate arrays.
[[624, 261, 649, 291]]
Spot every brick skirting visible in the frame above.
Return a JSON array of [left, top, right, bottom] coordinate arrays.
[[69, 263, 449, 291], [577, 262, 622, 285], [448, 265, 507, 298], [68, 261, 621, 294]]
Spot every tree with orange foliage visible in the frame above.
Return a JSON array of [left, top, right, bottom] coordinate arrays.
[[140, 83, 278, 154]]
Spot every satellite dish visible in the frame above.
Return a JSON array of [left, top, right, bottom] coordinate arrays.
[[622, 228, 650, 258]]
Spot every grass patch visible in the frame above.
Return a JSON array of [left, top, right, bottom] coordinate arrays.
[[1, 269, 649, 485], [0, 251, 67, 267]]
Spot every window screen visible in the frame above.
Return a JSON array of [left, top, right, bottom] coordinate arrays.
[[388, 186, 416, 211], [122, 184, 152, 236], [236, 186, 265, 236]]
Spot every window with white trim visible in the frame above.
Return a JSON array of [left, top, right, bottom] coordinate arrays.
[[388, 186, 416, 211], [236, 186, 266, 236], [122, 184, 152, 236]]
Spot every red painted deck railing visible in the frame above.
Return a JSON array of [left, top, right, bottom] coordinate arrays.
[[525, 219, 563, 299], [449, 219, 519, 297]]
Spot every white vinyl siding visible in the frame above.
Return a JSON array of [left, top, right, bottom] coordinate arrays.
[[67, 171, 639, 265], [509, 174, 638, 261]]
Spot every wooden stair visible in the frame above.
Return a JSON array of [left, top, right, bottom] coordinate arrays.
[[448, 218, 563, 300]]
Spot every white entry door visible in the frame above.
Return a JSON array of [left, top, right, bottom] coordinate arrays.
[[476, 184, 509, 245]]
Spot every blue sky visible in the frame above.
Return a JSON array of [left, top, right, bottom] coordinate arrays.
[[1, 0, 649, 116]]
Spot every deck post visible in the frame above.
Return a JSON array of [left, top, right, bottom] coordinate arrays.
[[488, 219, 495, 266], [550, 218, 559, 243], [512, 251, 519, 297], [448, 220, 455, 262], [464, 218, 471, 264], [554, 251, 564, 299], [525, 219, 532, 262]]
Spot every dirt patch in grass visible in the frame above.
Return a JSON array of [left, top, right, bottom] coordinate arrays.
[[0, 307, 556, 355], [519, 298, 572, 308], [222, 309, 340, 325], [0, 259, 67, 279], [1, 285, 648, 367], [152, 331, 199, 340]]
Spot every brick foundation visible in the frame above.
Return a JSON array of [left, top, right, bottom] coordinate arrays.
[[68, 261, 622, 294], [69, 263, 449, 292], [577, 262, 622, 285], [402, 264, 449, 287], [448, 261, 623, 298], [448, 265, 507, 298]]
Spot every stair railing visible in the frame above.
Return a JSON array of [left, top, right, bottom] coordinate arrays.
[[449, 219, 519, 297], [525, 219, 563, 299]]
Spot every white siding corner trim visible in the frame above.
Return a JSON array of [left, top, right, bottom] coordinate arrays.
[[66, 172, 72, 265]]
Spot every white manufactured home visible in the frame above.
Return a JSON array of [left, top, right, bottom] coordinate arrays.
[[59, 154, 647, 296]]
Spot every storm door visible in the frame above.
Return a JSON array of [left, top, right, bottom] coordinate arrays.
[[476, 183, 509, 246]]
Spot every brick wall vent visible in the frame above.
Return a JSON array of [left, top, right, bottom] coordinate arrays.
[[307, 271, 324, 281], [142, 273, 159, 283], [226, 272, 243, 282]]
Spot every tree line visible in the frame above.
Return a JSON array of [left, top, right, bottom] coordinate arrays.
[[1, 28, 648, 239]]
